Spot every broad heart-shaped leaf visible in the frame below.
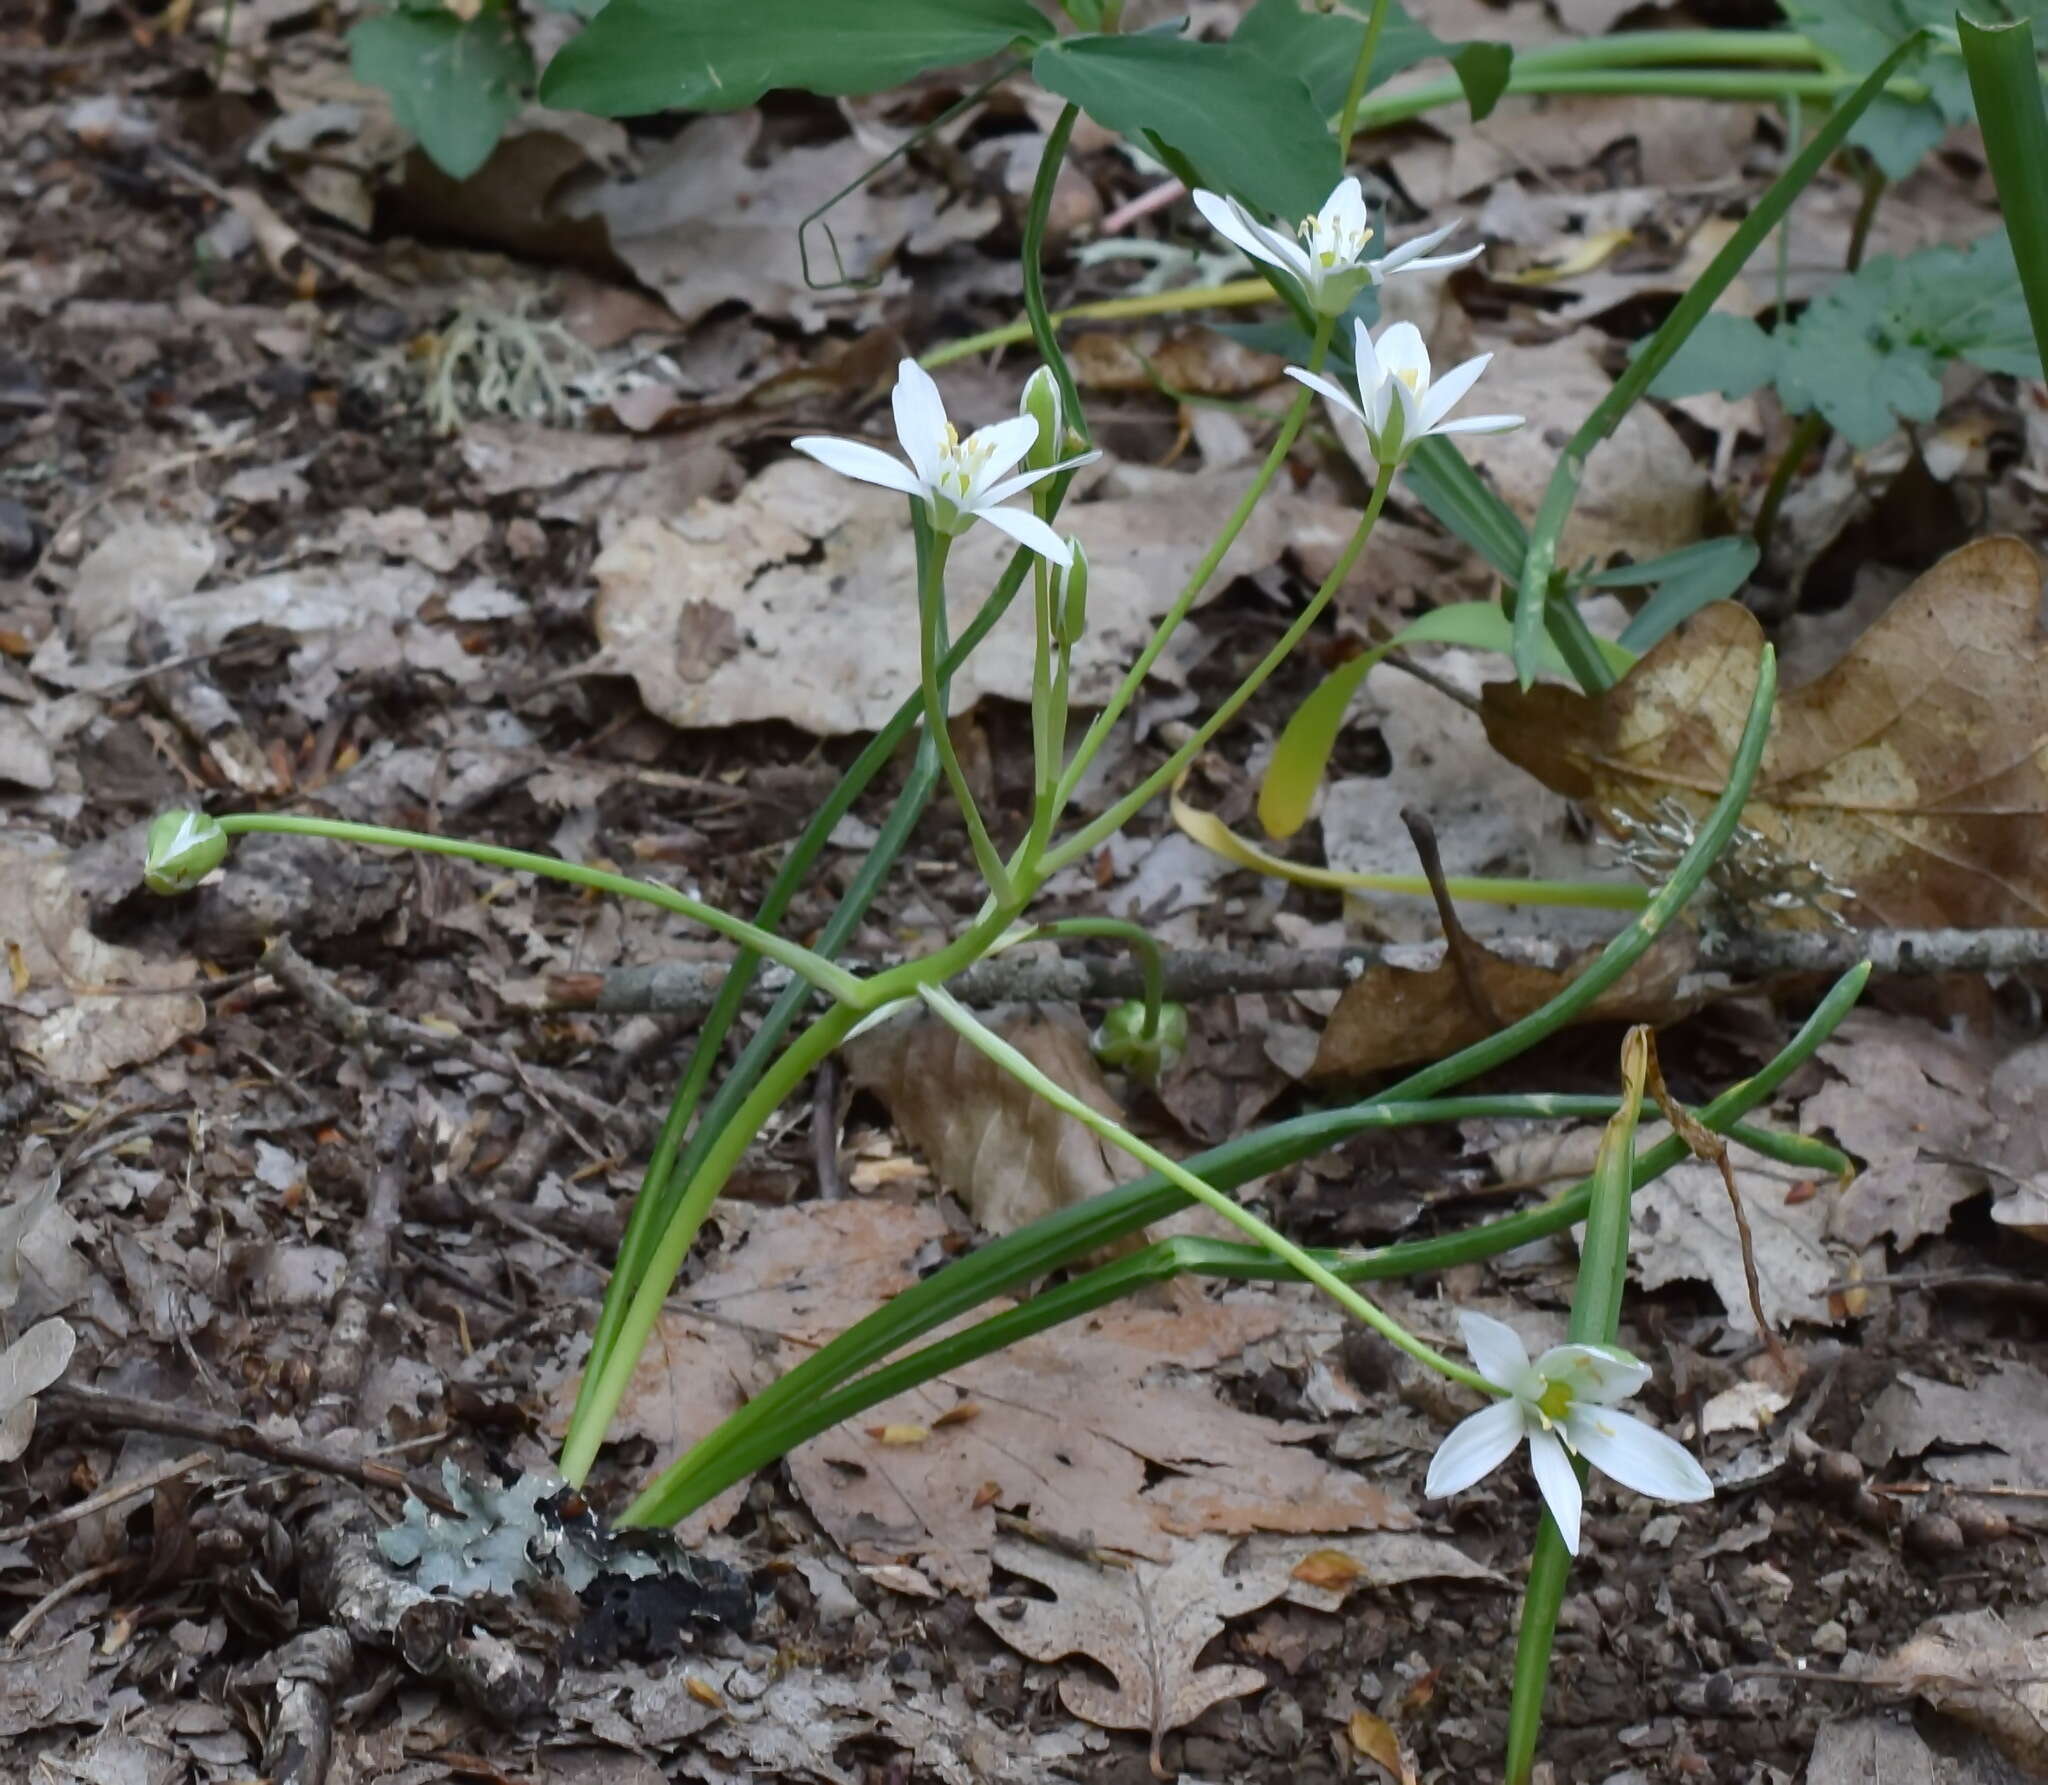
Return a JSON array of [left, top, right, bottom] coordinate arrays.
[[349, 5, 533, 180], [1033, 33, 1338, 221], [1231, 0, 1448, 115], [1646, 312, 1777, 403], [539, 0, 1052, 116], [1778, 0, 1997, 175], [1478, 536, 2048, 929], [1649, 229, 2041, 449]]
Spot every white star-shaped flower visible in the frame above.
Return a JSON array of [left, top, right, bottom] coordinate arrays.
[[1424, 1311, 1713, 1555], [1286, 317, 1523, 467], [1191, 176, 1484, 316], [792, 360, 1095, 566]]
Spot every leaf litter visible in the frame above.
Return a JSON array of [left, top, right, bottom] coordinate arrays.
[[7, 9, 2048, 1781]]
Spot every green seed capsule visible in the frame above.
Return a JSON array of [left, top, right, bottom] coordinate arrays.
[[1056, 540, 1088, 645], [143, 810, 229, 895], [1020, 366, 1064, 474], [1091, 997, 1190, 1085]]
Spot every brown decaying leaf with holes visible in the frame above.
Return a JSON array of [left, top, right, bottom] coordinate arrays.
[[1479, 536, 2048, 929]]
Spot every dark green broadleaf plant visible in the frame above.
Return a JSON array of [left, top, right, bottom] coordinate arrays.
[[539, 0, 1053, 115], [1648, 227, 2042, 446], [350, 0, 534, 181]]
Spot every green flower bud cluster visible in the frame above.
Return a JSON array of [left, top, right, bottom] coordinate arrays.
[[1091, 997, 1190, 1086], [143, 810, 229, 894]]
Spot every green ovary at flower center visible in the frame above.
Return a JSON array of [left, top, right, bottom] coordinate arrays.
[[933, 421, 994, 506], [1535, 1379, 1575, 1426], [1302, 220, 1370, 269]]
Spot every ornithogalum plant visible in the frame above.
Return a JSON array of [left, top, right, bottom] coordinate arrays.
[[136, 0, 1948, 1764]]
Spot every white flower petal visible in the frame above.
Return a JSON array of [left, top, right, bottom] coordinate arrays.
[[792, 436, 928, 498], [978, 446, 1099, 509], [1429, 412, 1524, 438], [1375, 321, 1430, 390], [1456, 1311, 1532, 1391], [891, 359, 949, 486], [1320, 175, 1368, 238], [1565, 1406, 1714, 1503], [975, 502, 1075, 566], [1350, 315, 1384, 387], [1284, 367, 1366, 423], [1374, 218, 1461, 270], [1424, 1396, 1526, 1498], [1193, 190, 1292, 273], [1386, 243, 1485, 280], [1527, 1426, 1584, 1555], [1417, 352, 1491, 430], [962, 414, 1042, 495], [1535, 1343, 1650, 1407]]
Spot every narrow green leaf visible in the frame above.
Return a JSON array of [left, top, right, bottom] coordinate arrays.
[[1032, 33, 1339, 219], [631, 656, 1789, 1525], [1450, 41, 1515, 119], [539, 0, 1051, 116], [1511, 32, 1929, 686], [1400, 436, 1528, 582], [1259, 603, 1529, 839], [1959, 14, 2048, 387], [1608, 538, 1760, 652], [350, 4, 533, 180]]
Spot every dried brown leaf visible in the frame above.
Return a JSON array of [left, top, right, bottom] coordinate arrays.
[[592, 459, 1358, 737], [0, 843, 204, 1085], [1309, 928, 1695, 1080], [1868, 1604, 2048, 1771], [1480, 537, 2048, 928], [844, 1005, 1140, 1235], [975, 1534, 1298, 1768]]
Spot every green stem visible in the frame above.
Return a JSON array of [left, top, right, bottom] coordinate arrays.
[[564, 1003, 859, 1490], [573, 557, 1031, 1439], [1021, 103, 1089, 449], [1349, 64, 1912, 139], [1752, 408, 1828, 554], [918, 986, 1496, 1395], [1337, 0, 1395, 160], [1050, 460, 1392, 872], [1505, 1032, 1648, 1781], [917, 529, 1013, 900], [1055, 313, 1337, 812], [1508, 32, 1930, 685], [215, 814, 866, 1007]]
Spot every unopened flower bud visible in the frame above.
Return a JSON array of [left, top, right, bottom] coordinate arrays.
[[144, 810, 229, 894], [1092, 998, 1189, 1085], [1021, 365, 1065, 474], [1055, 539, 1088, 645]]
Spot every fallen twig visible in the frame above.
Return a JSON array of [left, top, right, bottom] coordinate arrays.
[[37, 1386, 456, 1515], [0, 1449, 211, 1545], [548, 926, 2048, 1019]]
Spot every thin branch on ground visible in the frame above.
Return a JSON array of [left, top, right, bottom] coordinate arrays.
[[37, 1387, 457, 1514], [548, 926, 2048, 1019]]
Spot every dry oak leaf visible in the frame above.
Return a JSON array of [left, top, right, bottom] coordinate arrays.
[[591, 458, 1357, 737], [844, 1004, 1141, 1235], [1480, 536, 2048, 928], [791, 1284, 1412, 1595], [975, 1533, 1300, 1770], [1310, 927, 1696, 1080]]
